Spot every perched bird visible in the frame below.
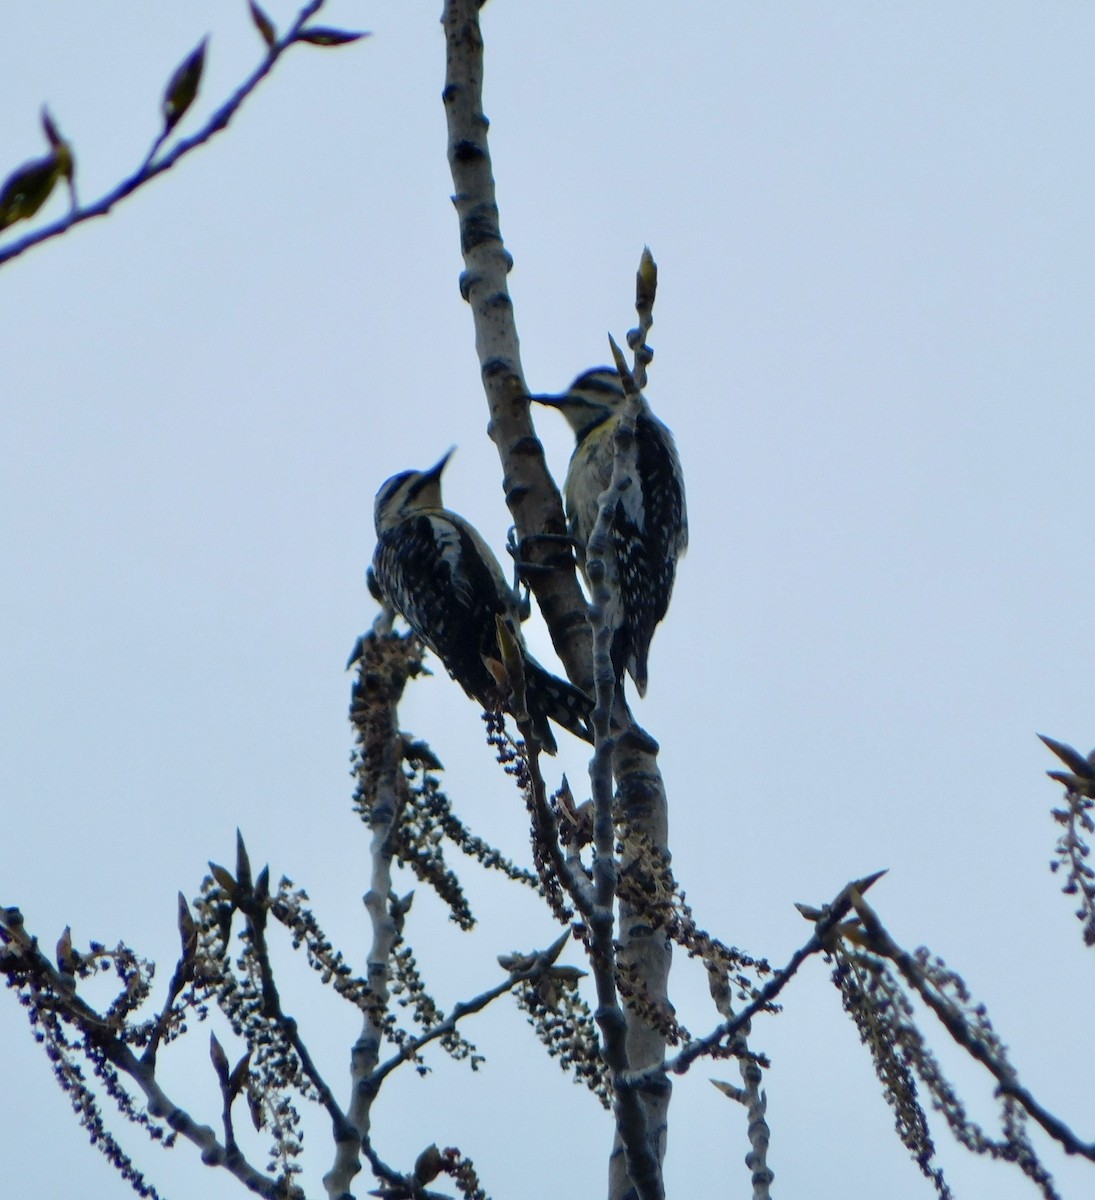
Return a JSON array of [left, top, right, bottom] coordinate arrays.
[[531, 368, 687, 697], [371, 450, 593, 753]]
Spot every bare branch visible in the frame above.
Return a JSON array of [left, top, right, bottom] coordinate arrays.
[[371, 938, 572, 1091], [657, 871, 887, 1080], [707, 967, 773, 1200], [441, 0, 592, 692], [442, 11, 678, 1195], [240, 866, 348, 1134], [581, 346, 663, 1200], [139, 895, 198, 1068], [0, 1, 362, 270]]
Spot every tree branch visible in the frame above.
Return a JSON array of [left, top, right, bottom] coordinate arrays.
[[522, 732, 596, 919], [653, 872, 887, 1081], [441, 8, 676, 1196], [582, 361, 663, 1200], [0, 0, 344, 270], [441, 0, 593, 691], [706, 964, 773, 1200], [370, 937, 571, 1090], [241, 875, 348, 1135]]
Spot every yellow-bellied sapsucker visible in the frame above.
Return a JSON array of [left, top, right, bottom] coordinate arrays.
[[372, 450, 593, 753], [531, 367, 687, 697]]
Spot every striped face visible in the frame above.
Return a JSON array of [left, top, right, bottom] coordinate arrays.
[[567, 367, 627, 400], [530, 367, 628, 439], [373, 448, 453, 534]]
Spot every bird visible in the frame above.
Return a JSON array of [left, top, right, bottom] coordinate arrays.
[[530, 367, 687, 697], [371, 449, 593, 754]]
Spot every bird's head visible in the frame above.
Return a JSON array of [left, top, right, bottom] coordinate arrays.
[[528, 367, 628, 440], [373, 447, 454, 533]]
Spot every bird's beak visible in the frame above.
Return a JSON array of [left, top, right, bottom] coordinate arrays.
[[425, 447, 455, 479], [526, 392, 562, 408]]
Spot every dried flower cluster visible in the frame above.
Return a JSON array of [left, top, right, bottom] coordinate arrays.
[[512, 970, 611, 1107], [1042, 735, 1095, 945], [827, 899, 1062, 1200]]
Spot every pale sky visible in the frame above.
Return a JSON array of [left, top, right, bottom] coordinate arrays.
[[3, 3, 1094, 1198]]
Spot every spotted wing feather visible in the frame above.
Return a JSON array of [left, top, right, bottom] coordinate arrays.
[[372, 512, 513, 705], [612, 410, 687, 696], [373, 511, 592, 750]]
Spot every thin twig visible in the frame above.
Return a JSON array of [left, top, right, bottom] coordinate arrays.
[[244, 898, 348, 1134], [583, 353, 663, 1200], [0, 1, 328, 270], [370, 942, 570, 1090], [361, 1134, 451, 1200], [707, 966, 773, 1200], [651, 872, 886, 1081], [140, 931, 195, 1068], [496, 631, 594, 916], [524, 736, 596, 917]]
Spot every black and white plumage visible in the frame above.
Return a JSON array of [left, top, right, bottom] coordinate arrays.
[[372, 450, 593, 753], [531, 368, 687, 697]]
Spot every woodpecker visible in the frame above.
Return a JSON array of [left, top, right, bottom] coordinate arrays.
[[531, 368, 687, 697], [371, 450, 593, 753]]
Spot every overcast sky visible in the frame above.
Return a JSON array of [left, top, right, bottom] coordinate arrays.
[[3, 3, 1094, 1198]]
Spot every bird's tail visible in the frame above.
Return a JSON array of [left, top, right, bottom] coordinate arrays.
[[621, 627, 651, 699], [521, 656, 594, 754]]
